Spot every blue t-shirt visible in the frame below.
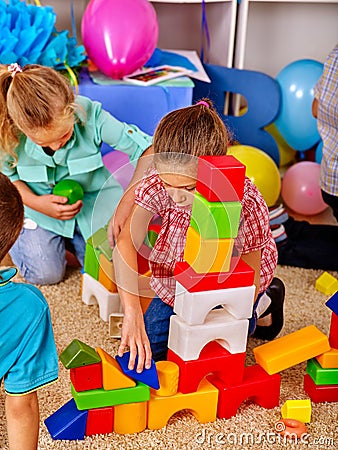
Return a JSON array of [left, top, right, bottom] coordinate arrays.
[[0, 268, 58, 395]]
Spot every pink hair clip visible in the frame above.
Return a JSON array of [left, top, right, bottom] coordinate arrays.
[[8, 63, 22, 78], [196, 100, 209, 108]]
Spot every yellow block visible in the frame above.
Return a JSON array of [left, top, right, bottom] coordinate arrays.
[[315, 272, 338, 296], [114, 401, 147, 434], [254, 325, 330, 375], [151, 361, 179, 397], [96, 347, 135, 390], [183, 226, 234, 274], [316, 348, 338, 368], [147, 378, 218, 430], [281, 399, 312, 423], [98, 254, 117, 293]]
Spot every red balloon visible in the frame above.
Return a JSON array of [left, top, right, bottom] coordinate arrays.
[[82, 0, 158, 79]]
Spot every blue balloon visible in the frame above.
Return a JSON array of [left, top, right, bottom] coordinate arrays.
[[275, 59, 323, 151]]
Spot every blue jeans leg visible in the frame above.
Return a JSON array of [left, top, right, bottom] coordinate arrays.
[[143, 296, 175, 361], [10, 225, 66, 285], [68, 224, 86, 266]]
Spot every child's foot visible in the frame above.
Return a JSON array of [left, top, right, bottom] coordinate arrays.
[[253, 277, 285, 340]]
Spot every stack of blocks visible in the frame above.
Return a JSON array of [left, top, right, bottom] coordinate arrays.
[[168, 155, 281, 419], [304, 291, 338, 403]]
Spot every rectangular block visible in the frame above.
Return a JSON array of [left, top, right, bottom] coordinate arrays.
[[174, 257, 255, 293], [254, 325, 330, 375], [316, 348, 338, 368], [191, 192, 242, 239], [304, 374, 338, 403], [315, 272, 338, 296], [183, 226, 234, 273], [196, 155, 246, 202], [329, 312, 338, 349], [85, 407, 114, 436], [306, 358, 338, 385], [98, 253, 117, 293], [71, 381, 150, 410], [70, 362, 103, 392]]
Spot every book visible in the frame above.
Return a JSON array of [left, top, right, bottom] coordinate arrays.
[[123, 65, 192, 86]]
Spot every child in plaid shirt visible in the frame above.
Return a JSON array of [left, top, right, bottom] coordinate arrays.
[[113, 100, 285, 372], [312, 45, 338, 221]]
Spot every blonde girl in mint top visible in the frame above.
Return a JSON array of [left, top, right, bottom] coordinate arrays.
[[0, 63, 152, 284]]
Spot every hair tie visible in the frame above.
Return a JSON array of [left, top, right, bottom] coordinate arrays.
[[8, 63, 22, 78], [196, 100, 209, 108]]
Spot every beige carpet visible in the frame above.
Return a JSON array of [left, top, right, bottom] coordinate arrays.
[[1, 265, 337, 450]]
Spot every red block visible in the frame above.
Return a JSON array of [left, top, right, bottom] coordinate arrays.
[[207, 364, 281, 419], [174, 257, 254, 293], [70, 362, 102, 392], [329, 312, 338, 349], [304, 374, 338, 403], [167, 341, 246, 394], [85, 407, 114, 436], [196, 155, 246, 202]]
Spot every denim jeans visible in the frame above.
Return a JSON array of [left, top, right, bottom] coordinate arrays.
[[143, 296, 175, 361], [10, 221, 85, 285]]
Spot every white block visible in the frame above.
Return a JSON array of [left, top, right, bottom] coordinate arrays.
[[174, 282, 255, 325], [109, 313, 124, 338], [168, 309, 249, 361], [82, 273, 123, 322]]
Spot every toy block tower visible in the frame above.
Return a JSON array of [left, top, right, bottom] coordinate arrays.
[[304, 291, 338, 402], [167, 155, 281, 418], [45, 340, 159, 439]]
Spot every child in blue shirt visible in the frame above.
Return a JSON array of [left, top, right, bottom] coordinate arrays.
[[0, 172, 58, 450]]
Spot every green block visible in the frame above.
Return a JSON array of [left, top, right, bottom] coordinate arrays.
[[88, 227, 108, 249], [98, 239, 112, 261], [60, 339, 101, 369], [306, 358, 338, 385], [83, 242, 99, 280], [191, 192, 242, 239], [71, 381, 150, 410]]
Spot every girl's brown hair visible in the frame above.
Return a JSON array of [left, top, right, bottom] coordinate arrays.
[[153, 98, 230, 168], [0, 64, 77, 165]]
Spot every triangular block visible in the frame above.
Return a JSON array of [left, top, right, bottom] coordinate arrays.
[[44, 398, 88, 440], [96, 347, 136, 390], [115, 352, 160, 390], [326, 291, 338, 315], [60, 339, 101, 369]]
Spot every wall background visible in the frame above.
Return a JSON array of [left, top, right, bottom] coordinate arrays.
[[48, 0, 337, 76]]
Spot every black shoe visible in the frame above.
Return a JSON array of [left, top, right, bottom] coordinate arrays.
[[253, 277, 285, 340]]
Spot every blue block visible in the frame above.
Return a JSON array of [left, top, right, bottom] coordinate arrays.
[[116, 352, 160, 390], [44, 398, 88, 440], [326, 291, 338, 315]]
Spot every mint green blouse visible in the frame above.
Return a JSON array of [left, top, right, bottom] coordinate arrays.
[[2, 96, 152, 241]]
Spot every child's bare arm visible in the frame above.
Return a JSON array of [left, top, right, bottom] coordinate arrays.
[[6, 392, 39, 450], [113, 204, 154, 372]]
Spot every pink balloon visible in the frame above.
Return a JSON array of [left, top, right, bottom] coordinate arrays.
[[82, 0, 159, 79], [281, 162, 327, 216], [102, 150, 134, 190]]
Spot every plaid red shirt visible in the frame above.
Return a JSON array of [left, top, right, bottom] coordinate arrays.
[[135, 170, 277, 306]]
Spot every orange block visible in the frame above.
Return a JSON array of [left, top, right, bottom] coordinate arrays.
[[254, 325, 330, 375], [316, 348, 338, 368], [96, 347, 135, 390], [183, 226, 234, 273], [114, 401, 147, 434], [147, 378, 218, 430], [151, 361, 179, 397], [98, 254, 117, 293]]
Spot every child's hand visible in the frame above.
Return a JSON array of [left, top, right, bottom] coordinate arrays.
[[118, 308, 152, 373], [36, 194, 83, 220]]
